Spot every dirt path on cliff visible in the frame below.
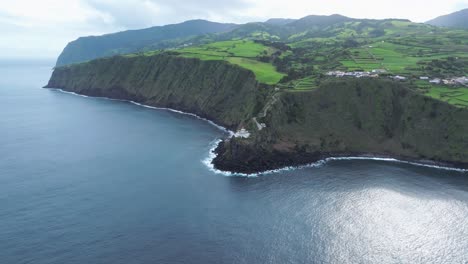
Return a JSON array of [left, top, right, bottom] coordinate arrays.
[[252, 91, 280, 131]]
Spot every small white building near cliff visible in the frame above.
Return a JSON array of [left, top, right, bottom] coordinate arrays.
[[234, 128, 250, 138]]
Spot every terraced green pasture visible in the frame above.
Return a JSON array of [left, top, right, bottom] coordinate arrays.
[[293, 76, 317, 90], [423, 86, 468, 107], [339, 40, 468, 75], [276, 76, 318, 92], [341, 42, 417, 73]]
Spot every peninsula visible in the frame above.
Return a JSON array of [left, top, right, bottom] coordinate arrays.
[[46, 14, 468, 174]]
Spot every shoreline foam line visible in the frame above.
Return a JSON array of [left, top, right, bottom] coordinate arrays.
[[49, 88, 234, 136], [202, 140, 468, 177], [50, 88, 468, 176]]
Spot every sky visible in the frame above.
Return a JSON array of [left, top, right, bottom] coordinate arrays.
[[0, 0, 467, 59]]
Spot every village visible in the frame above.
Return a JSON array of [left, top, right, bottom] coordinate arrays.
[[326, 70, 468, 87]]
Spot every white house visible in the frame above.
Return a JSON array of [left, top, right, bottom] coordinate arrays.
[[443, 79, 455, 85], [234, 128, 250, 138], [454, 77, 468, 85]]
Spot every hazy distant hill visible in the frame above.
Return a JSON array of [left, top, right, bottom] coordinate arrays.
[[215, 14, 361, 41], [57, 14, 391, 66], [57, 13, 468, 67], [426, 8, 468, 29], [285, 14, 353, 31], [264, 18, 297, 26], [56, 20, 238, 66]]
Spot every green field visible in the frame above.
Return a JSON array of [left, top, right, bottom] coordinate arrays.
[[177, 40, 284, 84], [178, 40, 274, 58], [342, 42, 447, 74], [421, 86, 468, 107], [338, 39, 468, 75], [225, 57, 285, 84], [291, 76, 318, 90]]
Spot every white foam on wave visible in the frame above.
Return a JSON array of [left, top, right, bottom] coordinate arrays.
[[204, 152, 468, 177], [201, 139, 326, 178], [51, 88, 468, 176], [129, 101, 234, 136], [50, 88, 90, 98], [50, 88, 234, 136], [323, 156, 468, 173]]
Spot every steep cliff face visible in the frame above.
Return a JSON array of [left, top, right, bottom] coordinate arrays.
[[46, 54, 264, 130], [214, 79, 468, 173], [46, 56, 468, 174]]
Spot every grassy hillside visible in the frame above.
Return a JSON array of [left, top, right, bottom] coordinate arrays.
[[417, 84, 468, 107], [175, 40, 285, 84]]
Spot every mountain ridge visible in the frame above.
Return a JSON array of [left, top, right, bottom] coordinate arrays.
[[56, 14, 421, 66], [426, 8, 468, 29], [56, 19, 238, 66]]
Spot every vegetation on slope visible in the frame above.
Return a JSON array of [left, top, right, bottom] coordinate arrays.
[[47, 54, 267, 129], [214, 79, 468, 173]]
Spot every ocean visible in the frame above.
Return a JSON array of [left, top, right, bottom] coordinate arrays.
[[1, 60, 467, 264]]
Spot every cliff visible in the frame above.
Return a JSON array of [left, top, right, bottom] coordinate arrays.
[[46, 56, 468, 174], [46, 54, 264, 130], [214, 80, 468, 173]]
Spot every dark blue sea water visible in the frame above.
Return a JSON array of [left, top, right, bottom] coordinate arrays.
[[1, 60, 467, 264]]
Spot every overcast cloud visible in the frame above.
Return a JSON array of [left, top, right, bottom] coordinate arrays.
[[0, 0, 467, 59]]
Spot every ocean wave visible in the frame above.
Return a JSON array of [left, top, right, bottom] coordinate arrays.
[[50, 88, 468, 176]]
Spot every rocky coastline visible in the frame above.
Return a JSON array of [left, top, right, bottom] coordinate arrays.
[[45, 55, 468, 175]]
